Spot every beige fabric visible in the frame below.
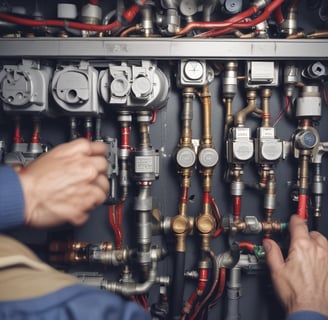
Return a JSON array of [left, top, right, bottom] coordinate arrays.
[[0, 234, 78, 300]]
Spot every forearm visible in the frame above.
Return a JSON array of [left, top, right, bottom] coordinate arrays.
[[0, 166, 25, 229]]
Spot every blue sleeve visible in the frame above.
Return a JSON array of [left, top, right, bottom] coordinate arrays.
[[287, 311, 328, 320], [0, 165, 25, 229], [0, 284, 151, 320]]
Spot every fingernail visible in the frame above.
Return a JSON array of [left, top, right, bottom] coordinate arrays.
[[262, 240, 271, 253]]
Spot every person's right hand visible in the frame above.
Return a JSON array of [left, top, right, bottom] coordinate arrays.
[[18, 138, 109, 228], [263, 215, 328, 316]]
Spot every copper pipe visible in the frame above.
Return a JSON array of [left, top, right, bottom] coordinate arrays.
[[261, 89, 272, 127], [224, 97, 233, 139], [200, 85, 212, 146], [307, 31, 328, 39]]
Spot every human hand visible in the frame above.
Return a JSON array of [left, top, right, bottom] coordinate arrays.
[[18, 139, 109, 228], [263, 215, 328, 316]]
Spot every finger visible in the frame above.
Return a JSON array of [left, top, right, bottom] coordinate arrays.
[[289, 214, 310, 243], [89, 156, 109, 175], [56, 139, 107, 157], [69, 211, 90, 226], [89, 141, 108, 157], [310, 231, 328, 249], [263, 239, 285, 275], [94, 174, 110, 195]]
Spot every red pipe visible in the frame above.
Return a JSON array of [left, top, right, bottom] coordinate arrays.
[[274, 5, 285, 25], [202, 191, 211, 205], [121, 127, 131, 150], [31, 127, 40, 143], [297, 194, 308, 220], [13, 125, 23, 144], [89, 0, 99, 5], [197, 268, 208, 294], [233, 195, 242, 219]]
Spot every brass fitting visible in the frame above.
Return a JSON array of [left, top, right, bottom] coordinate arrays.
[[172, 216, 194, 252], [234, 90, 258, 126]]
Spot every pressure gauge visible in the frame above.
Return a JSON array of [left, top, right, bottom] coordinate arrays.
[[183, 61, 204, 80]]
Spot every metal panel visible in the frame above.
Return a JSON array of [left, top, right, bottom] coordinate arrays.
[[0, 38, 328, 60]]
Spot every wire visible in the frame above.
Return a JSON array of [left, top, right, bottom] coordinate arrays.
[[273, 96, 291, 127], [196, 0, 284, 38], [321, 82, 328, 107]]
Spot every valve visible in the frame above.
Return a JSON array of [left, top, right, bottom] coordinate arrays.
[[227, 127, 254, 163]]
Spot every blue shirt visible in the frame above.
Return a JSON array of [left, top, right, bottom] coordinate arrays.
[[0, 284, 151, 320], [0, 166, 25, 229], [287, 311, 328, 320]]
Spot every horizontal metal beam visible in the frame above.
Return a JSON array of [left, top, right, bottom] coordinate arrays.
[[0, 38, 327, 60]]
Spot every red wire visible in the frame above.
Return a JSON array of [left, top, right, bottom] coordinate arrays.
[[177, 5, 259, 36], [196, 0, 284, 38], [273, 96, 290, 127], [210, 196, 222, 238], [239, 241, 255, 253]]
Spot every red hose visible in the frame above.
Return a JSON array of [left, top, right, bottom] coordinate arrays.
[[108, 204, 123, 248], [274, 5, 285, 25], [239, 241, 255, 253]]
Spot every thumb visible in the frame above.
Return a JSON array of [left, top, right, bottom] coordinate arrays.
[[263, 239, 285, 275]]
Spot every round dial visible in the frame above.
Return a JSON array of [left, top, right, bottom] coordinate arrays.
[[183, 61, 204, 80]]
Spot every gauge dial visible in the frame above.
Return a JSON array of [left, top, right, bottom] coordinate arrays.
[[183, 61, 204, 80]]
